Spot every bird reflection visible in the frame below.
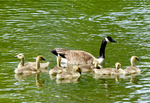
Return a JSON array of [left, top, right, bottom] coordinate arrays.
[[36, 72, 43, 87], [14, 72, 43, 87], [56, 76, 80, 84], [14, 73, 36, 82], [123, 74, 139, 84], [93, 73, 121, 82]]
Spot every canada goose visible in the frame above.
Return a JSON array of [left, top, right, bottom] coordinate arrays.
[[14, 54, 49, 69], [49, 56, 66, 79], [50, 36, 117, 67], [14, 56, 46, 74], [93, 62, 123, 75], [123, 56, 140, 75], [56, 66, 81, 80]]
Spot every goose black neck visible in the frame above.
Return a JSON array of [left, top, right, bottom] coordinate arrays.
[[98, 39, 107, 59]]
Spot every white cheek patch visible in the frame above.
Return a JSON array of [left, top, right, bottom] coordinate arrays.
[[105, 37, 110, 42]]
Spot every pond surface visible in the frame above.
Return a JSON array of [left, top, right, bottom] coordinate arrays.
[[0, 0, 150, 102]]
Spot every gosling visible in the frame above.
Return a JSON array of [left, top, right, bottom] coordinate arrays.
[[14, 56, 45, 74], [123, 56, 140, 75]]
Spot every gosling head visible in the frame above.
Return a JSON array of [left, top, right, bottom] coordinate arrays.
[[93, 58, 99, 67], [115, 62, 121, 70], [131, 56, 140, 62], [73, 66, 81, 74], [104, 36, 117, 43], [37, 56, 46, 61], [14, 54, 24, 59]]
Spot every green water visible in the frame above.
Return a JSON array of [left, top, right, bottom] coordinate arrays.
[[0, 0, 150, 102]]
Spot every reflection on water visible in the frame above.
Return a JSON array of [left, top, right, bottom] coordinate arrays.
[[36, 73, 44, 87], [14, 72, 43, 87], [1, 0, 150, 103], [14, 73, 36, 82]]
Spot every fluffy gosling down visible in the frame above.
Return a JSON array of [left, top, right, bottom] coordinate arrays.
[[56, 66, 81, 80], [94, 62, 124, 75], [79, 58, 100, 73], [49, 56, 66, 76], [123, 56, 140, 75], [15, 54, 49, 69], [14, 56, 46, 74]]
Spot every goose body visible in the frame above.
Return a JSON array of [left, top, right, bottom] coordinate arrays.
[[123, 56, 140, 75], [50, 36, 117, 67], [94, 62, 124, 75], [14, 56, 46, 74], [15, 54, 49, 69]]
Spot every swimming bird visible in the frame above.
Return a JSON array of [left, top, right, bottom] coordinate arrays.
[[14, 54, 49, 69], [110, 62, 124, 75], [93, 62, 124, 75], [14, 56, 46, 74], [49, 55, 66, 77], [56, 66, 81, 80], [50, 36, 117, 67], [123, 56, 140, 75]]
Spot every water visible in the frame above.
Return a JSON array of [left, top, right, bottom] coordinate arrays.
[[0, 0, 150, 102]]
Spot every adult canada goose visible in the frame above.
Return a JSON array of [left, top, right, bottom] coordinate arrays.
[[56, 66, 81, 80], [50, 36, 117, 67], [123, 56, 140, 75], [49, 56, 66, 79], [14, 56, 46, 74], [14, 54, 49, 69], [93, 62, 124, 75]]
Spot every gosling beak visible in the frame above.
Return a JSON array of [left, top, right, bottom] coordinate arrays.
[[14, 56, 17, 58], [43, 58, 46, 61], [137, 58, 140, 61]]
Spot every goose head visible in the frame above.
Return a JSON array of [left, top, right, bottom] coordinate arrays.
[[115, 62, 121, 70], [131, 56, 140, 62], [37, 56, 46, 61], [73, 66, 81, 74], [14, 54, 24, 59], [93, 58, 101, 69], [104, 36, 117, 43], [130, 56, 140, 67]]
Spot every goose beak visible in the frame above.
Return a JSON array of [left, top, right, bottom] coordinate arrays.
[[137, 58, 140, 61], [14, 56, 17, 58], [112, 39, 117, 43]]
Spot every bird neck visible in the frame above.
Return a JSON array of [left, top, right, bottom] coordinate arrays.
[[98, 39, 107, 59], [19, 58, 25, 68], [36, 59, 41, 72], [131, 60, 135, 67], [116, 67, 119, 70], [57, 56, 61, 67]]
